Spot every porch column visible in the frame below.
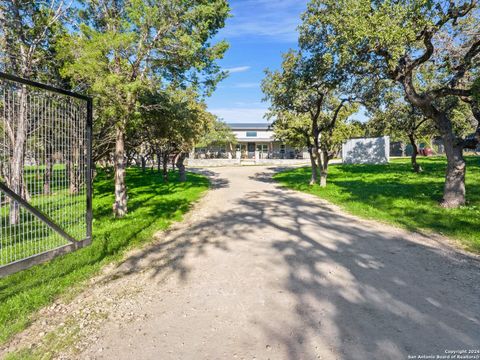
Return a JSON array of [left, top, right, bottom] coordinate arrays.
[[236, 144, 241, 159]]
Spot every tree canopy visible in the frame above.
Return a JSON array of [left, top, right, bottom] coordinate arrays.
[[300, 0, 480, 207], [263, 44, 358, 186], [56, 0, 230, 216], [196, 119, 237, 150]]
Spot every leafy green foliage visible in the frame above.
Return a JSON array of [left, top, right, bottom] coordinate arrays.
[[0, 1, 69, 79], [262, 50, 342, 116], [262, 47, 359, 185], [301, 0, 433, 69], [196, 118, 237, 149], [143, 88, 216, 152], [300, 0, 479, 203], [301, 0, 479, 124], [54, 0, 229, 213], [58, 0, 229, 131], [473, 78, 480, 104], [272, 112, 312, 148], [368, 90, 434, 142], [275, 157, 480, 251]]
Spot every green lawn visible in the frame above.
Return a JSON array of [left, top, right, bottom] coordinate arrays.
[[274, 156, 480, 252], [1, 165, 88, 266], [0, 168, 209, 345]]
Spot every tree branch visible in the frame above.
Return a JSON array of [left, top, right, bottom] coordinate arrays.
[[414, 116, 429, 131], [430, 87, 472, 98], [449, 38, 480, 88], [328, 98, 348, 131], [409, 30, 434, 71]]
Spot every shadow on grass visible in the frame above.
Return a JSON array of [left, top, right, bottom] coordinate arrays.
[[186, 168, 230, 190], [0, 168, 209, 344], [274, 157, 480, 251]]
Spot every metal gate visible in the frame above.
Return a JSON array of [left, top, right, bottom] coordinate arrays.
[[0, 72, 92, 277]]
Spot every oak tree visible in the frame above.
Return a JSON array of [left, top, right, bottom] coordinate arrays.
[[302, 0, 480, 207], [60, 0, 229, 216]]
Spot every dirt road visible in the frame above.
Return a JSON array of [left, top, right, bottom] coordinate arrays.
[[7, 166, 480, 360]]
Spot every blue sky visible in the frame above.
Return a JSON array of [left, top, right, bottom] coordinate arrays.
[[206, 0, 309, 124]]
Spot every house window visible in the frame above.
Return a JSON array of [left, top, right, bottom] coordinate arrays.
[[256, 144, 268, 152], [246, 131, 257, 137]]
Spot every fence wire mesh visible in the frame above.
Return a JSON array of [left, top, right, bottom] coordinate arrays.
[[0, 74, 91, 271]]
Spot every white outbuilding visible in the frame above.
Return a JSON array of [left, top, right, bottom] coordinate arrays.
[[342, 136, 390, 164]]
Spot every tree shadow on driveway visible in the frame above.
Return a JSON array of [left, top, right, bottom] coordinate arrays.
[[103, 168, 480, 359], [187, 168, 230, 189]]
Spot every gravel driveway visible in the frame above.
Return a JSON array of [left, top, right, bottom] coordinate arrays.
[[9, 166, 479, 360]]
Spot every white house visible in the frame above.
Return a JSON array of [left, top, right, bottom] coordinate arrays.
[[194, 123, 307, 160], [230, 123, 305, 159]]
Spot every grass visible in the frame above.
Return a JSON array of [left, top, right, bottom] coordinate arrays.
[[274, 156, 480, 252], [1, 191, 86, 266], [0, 168, 209, 346], [1, 165, 87, 265]]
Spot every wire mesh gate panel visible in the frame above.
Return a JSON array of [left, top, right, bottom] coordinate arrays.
[[0, 72, 92, 277]]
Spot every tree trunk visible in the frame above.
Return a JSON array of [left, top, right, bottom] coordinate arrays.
[[408, 134, 422, 173], [311, 128, 324, 186], [140, 155, 146, 172], [402, 76, 466, 208], [176, 152, 187, 182], [319, 150, 329, 187], [429, 111, 467, 208], [69, 144, 80, 194], [9, 85, 29, 224], [43, 140, 53, 195], [441, 134, 466, 208], [162, 152, 169, 182], [113, 124, 128, 217], [313, 147, 323, 186], [157, 149, 162, 173], [307, 147, 318, 185]]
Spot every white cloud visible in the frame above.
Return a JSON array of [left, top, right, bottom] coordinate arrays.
[[223, 66, 251, 74], [209, 107, 269, 123]]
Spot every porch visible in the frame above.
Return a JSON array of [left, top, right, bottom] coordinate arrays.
[[193, 141, 308, 160]]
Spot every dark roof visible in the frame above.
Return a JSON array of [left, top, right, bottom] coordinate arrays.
[[227, 122, 271, 130]]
